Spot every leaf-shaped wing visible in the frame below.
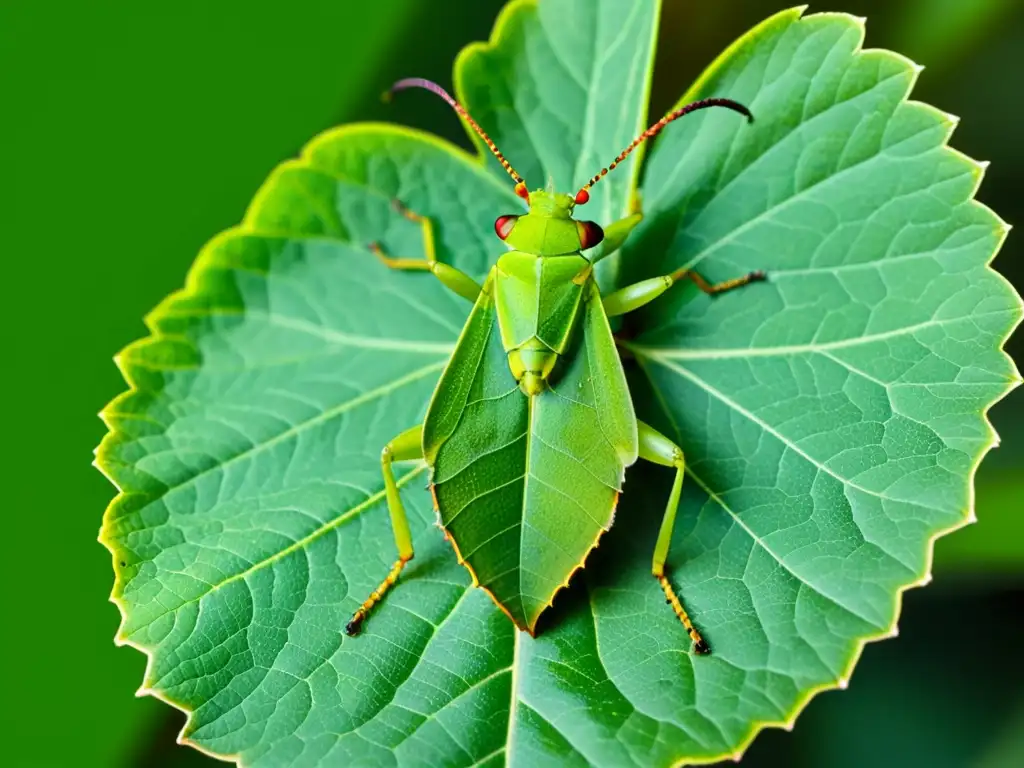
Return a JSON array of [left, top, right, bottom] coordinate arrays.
[[583, 280, 639, 466], [429, 280, 629, 633]]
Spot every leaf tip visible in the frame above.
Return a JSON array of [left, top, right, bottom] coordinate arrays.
[[888, 625, 900, 638], [93, 458, 119, 490], [837, 677, 850, 690], [113, 353, 133, 384]]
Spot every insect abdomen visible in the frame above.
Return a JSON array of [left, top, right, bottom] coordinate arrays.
[[507, 338, 557, 395]]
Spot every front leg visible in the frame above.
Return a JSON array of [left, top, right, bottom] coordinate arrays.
[[589, 211, 643, 265], [603, 264, 766, 317], [370, 199, 481, 302]]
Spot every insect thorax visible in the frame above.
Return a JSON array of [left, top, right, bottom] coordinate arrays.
[[493, 250, 590, 395], [500, 190, 583, 257]]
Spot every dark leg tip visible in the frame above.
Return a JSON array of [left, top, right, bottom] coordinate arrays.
[[750, 269, 767, 282], [344, 619, 362, 637], [694, 639, 710, 655]]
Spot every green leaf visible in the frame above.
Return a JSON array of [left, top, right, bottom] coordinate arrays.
[[97, 3, 1020, 766]]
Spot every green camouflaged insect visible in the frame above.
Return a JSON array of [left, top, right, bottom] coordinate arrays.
[[345, 78, 761, 653]]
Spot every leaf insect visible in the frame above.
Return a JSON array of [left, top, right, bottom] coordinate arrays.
[[346, 78, 762, 654]]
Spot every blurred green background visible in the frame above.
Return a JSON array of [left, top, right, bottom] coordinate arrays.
[[1, 1, 1020, 766]]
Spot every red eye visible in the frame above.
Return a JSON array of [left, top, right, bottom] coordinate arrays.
[[576, 220, 604, 250], [495, 214, 519, 240]]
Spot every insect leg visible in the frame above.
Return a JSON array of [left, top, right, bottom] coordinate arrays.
[[602, 265, 766, 317], [637, 420, 709, 655], [369, 200, 481, 301], [674, 267, 766, 296], [602, 275, 675, 317], [345, 424, 424, 636]]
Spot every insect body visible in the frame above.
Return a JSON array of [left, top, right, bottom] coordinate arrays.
[[346, 78, 762, 653]]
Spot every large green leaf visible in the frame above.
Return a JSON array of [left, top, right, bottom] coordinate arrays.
[[97, 3, 1020, 766]]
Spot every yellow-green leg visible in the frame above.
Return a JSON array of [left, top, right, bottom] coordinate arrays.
[[604, 266, 766, 317], [588, 191, 644, 266], [637, 420, 709, 655], [345, 424, 424, 636], [370, 200, 481, 302]]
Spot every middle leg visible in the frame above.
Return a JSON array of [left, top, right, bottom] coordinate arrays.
[[603, 264, 765, 317]]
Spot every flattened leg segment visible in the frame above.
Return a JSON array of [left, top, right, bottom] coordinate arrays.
[[345, 424, 423, 636], [603, 266, 766, 317], [637, 420, 709, 655]]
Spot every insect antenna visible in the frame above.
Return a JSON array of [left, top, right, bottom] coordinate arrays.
[[389, 77, 530, 201], [574, 97, 753, 205]]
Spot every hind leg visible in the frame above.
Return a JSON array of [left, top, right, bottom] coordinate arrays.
[[637, 420, 709, 655], [345, 424, 423, 636]]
